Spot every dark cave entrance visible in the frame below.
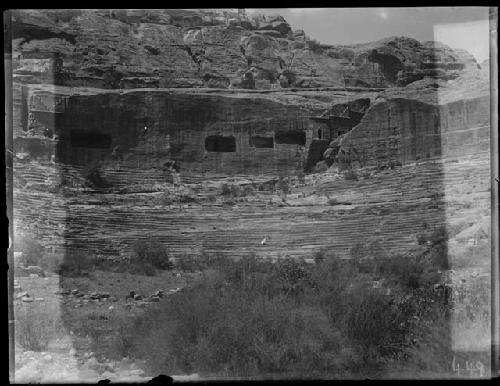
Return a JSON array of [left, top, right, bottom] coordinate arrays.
[[205, 135, 236, 152], [305, 139, 330, 172], [275, 129, 306, 146], [70, 131, 112, 148], [250, 136, 274, 148], [368, 50, 404, 84]]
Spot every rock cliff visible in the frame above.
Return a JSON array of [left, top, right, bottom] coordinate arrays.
[[8, 9, 491, 267], [11, 9, 481, 89]]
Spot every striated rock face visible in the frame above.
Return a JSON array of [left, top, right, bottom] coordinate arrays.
[[9, 9, 491, 266], [14, 85, 382, 180], [332, 74, 490, 170], [11, 10, 480, 89]]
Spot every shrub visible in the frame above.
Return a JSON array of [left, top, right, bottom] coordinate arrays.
[[175, 253, 227, 272], [17, 236, 44, 268], [345, 290, 406, 354], [307, 39, 324, 54], [16, 302, 64, 351], [105, 241, 454, 378], [296, 170, 306, 185], [119, 260, 355, 377], [415, 225, 449, 270], [82, 162, 108, 189], [58, 249, 94, 277], [313, 161, 329, 173], [344, 169, 359, 181], [278, 177, 291, 196], [221, 183, 249, 198], [178, 194, 196, 203], [131, 238, 173, 272]]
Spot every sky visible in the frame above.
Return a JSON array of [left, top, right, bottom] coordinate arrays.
[[246, 8, 491, 63]]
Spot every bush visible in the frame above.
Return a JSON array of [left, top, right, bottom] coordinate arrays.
[[278, 177, 290, 195], [131, 238, 173, 272], [120, 259, 356, 377], [345, 290, 407, 355], [82, 162, 108, 189], [16, 302, 64, 351], [175, 253, 227, 273], [415, 225, 449, 270], [220, 183, 251, 198], [58, 250, 94, 277], [307, 39, 324, 54], [296, 170, 306, 185], [344, 169, 359, 181], [108, 240, 453, 378], [178, 194, 196, 203], [17, 236, 44, 268]]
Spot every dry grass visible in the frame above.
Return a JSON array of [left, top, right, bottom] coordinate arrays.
[[15, 302, 65, 351], [109, 244, 458, 378]]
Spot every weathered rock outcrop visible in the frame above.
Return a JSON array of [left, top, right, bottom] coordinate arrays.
[[11, 10, 480, 89], [330, 71, 490, 170]]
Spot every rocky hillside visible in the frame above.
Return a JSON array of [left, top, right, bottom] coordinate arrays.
[[9, 8, 491, 263], [11, 9, 481, 89]]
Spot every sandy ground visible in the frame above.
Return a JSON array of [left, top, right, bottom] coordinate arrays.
[[12, 271, 201, 383]]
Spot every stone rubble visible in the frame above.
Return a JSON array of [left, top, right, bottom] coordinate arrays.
[[15, 344, 150, 383]]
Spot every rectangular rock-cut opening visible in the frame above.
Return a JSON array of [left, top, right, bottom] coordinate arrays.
[[275, 129, 306, 145], [70, 131, 112, 148], [205, 135, 236, 152], [250, 136, 274, 148]]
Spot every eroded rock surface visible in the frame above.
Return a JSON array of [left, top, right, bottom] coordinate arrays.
[[8, 8, 492, 382], [11, 10, 480, 89]]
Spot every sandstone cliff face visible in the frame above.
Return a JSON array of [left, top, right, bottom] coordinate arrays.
[[9, 9, 491, 266], [14, 84, 384, 181], [11, 10, 480, 89], [333, 73, 490, 170]]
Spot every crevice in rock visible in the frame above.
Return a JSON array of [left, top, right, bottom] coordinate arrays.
[[319, 98, 371, 167], [183, 45, 203, 72]]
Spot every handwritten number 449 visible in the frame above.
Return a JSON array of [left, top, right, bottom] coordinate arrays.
[[452, 357, 485, 377]]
